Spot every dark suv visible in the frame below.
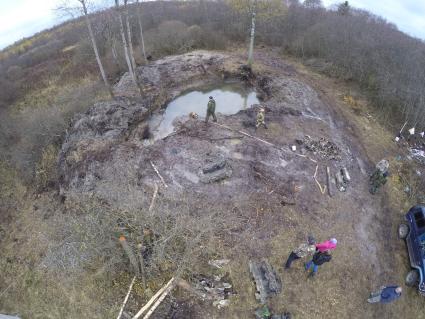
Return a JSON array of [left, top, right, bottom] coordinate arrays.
[[399, 206, 425, 295]]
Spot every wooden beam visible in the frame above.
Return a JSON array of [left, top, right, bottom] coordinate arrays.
[[116, 276, 137, 319], [150, 161, 168, 188], [132, 277, 175, 319]]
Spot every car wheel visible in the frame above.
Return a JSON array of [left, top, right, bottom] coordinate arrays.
[[406, 270, 419, 287], [398, 223, 409, 239]]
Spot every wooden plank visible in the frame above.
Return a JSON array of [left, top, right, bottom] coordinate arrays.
[[132, 278, 175, 319], [116, 276, 137, 319]]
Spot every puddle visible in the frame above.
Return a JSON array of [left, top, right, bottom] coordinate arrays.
[[149, 82, 259, 140]]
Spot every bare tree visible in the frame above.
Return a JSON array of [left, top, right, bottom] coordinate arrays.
[[63, 0, 113, 96], [114, 0, 138, 89], [247, 0, 257, 67], [124, 0, 137, 71], [136, 0, 148, 62]]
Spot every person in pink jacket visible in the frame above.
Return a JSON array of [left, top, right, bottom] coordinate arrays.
[[315, 238, 337, 252]]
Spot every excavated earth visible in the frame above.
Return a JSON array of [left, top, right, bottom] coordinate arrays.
[[57, 51, 418, 318]]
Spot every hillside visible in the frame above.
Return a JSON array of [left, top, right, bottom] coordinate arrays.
[[1, 1, 425, 319]]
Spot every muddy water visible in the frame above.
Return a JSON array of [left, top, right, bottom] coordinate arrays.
[[149, 82, 259, 140]]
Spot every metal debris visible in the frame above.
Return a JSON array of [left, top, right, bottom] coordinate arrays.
[[335, 167, 351, 192], [249, 259, 282, 304], [302, 135, 341, 160], [199, 155, 232, 183]]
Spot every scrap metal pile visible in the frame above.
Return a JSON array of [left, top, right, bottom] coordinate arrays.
[[300, 135, 341, 161]]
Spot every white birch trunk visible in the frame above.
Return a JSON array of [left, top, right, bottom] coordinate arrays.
[[136, 0, 147, 62], [115, 0, 136, 86], [247, 0, 257, 67], [80, 0, 113, 95], [124, 0, 137, 72]]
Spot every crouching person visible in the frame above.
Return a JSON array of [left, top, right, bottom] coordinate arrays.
[[284, 236, 316, 269], [305, 250, 332, 278]]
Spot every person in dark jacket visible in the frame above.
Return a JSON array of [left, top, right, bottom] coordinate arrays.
[[305, 250, 332, 277], [367, 286, 402, 303]]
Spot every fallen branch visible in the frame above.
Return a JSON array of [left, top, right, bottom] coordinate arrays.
[[211, 122, 317, 163], [148, 182, 159, 212], [326, 166, 333, 197], [313, 165, 326, 194], [119, 236, 140, 277], [150, 161, 168, 188], [132, 277, 175, 319], [116, 276, 137, 319], [142, 280, 175, 319]]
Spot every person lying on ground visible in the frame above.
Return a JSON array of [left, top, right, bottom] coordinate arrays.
[[305, 250, 332, 277], [315, 238, 337, 252], [284, 235, 316, 269], [367, 285, 402, 304]]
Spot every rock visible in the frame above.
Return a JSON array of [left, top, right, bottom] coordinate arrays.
[[213, 299, 230, 309], [199, 156, 232, 183], [249, 259, 282, 304], [202, 158, 226, 174], [200, 167, 232, 183], [208, 259, 230, 269]]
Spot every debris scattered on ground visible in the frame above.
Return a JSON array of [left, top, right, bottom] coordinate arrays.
[[254, 305, 292, 319], [199, 154, 232, 183], [255, 305, 271, 319], [208, 259, 230, 269], [192, 273, 234, 308], [249, 259, 282, 304], [410, 148, 425, 164], [335, 167, 351, 192], [301, 135, 341, 160]]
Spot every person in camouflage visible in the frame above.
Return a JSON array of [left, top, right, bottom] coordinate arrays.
[[256, 108, 267, 129], [284, 235, 316, 269], [369, 159, 389, 194], [205, 96, 217, 123]]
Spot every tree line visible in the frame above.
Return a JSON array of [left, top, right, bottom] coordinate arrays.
[[1, 0, 425, 128]]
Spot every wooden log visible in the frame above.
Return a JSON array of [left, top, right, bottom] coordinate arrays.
[[132, 278, 175, 319], [119, 236, 140, 277], [142, 281, 175, 319], [211, 122, 317, 163], [326, 166, 333, 197], [116, 276, 137, 319], [148, 182, 159, 212], [150, 161, 168, 188], [136, 244, 146, 289]]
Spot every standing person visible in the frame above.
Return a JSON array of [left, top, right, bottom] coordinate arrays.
[[205, 96, 217, 124], [284, 236, 316, 269], [369, 159, 389, 194], [305, 250, 332, 277], [315, 238, 337, 252], [367, 286, 402, 304], [256, 108, 267, 129]]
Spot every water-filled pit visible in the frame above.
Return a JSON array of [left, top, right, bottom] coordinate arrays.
[[149, 82, 260, 140]]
